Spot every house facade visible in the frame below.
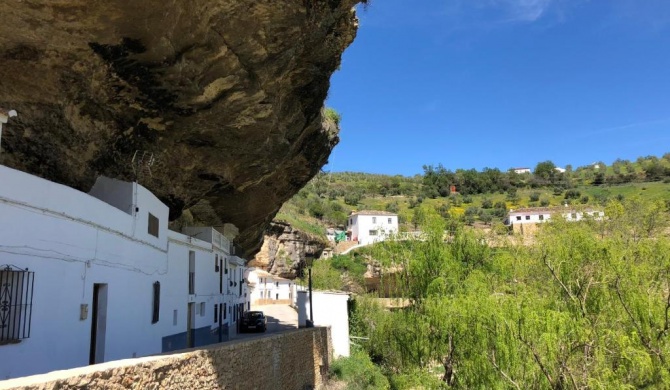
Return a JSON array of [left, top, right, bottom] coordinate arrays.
[[512, 167, 531, 174], [247, 268, 293, 305], [507, 207, 604, 233], [347, 210, 399, 246], [0, 165, 249, 379]]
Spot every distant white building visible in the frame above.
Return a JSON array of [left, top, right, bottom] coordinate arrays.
[[512, 167, 531, 174], [346, 210, 398, 246], [247, 268, 294, 305], [507, 207, 604, 233], [554, 167, 566, 173], [0, 165, 250, 379]]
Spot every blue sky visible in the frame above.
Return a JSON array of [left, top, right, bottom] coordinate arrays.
[[325, 0, 670, 176]]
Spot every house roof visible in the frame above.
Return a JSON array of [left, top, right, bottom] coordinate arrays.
[[511, 167, 530, 170], [350, 210, 397, 216]]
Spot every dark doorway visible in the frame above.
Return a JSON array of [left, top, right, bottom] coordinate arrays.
[[89, 283, 108, 364]]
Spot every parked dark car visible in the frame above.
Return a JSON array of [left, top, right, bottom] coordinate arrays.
[[241, 311, 267, 332]]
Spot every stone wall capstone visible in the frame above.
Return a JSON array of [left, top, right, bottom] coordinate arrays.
[[0, 328, 332, 390]]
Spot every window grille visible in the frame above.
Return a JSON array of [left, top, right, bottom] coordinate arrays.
[[0, 265, 34, 343]]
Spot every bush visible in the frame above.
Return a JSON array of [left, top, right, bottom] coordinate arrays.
[[330, 349, 390, 390], [463, 195, 473, 204], [565, 189, 581, 199], [540, 198, 550, 207], [529, 192, 541, 202], [344, 192, 362, 206], [324, 107, 342, 126], [481, 198, 493, 209], [308, 200, 324, 219], [385, 202, 399, 213], [580, 195, 589, 204]]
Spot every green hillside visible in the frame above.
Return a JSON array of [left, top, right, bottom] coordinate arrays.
[[276, 153, 670, 238]]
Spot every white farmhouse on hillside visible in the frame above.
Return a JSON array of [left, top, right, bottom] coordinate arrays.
[[512, 167, 531, 174], [347, 210, 398, 246], [0, 165, 250, 379], [507, 207, 604, 233], [246, 268, 294, 305]]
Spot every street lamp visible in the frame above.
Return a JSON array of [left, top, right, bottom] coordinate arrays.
[[0, 109, 18, 157], [305, 253, 314, 326]]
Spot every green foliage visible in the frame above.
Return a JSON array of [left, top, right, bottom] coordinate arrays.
[[529, 191, 541, 202], [330, 349, 390, 390], [344, 191, 363, 206], [348, 199, 670, 388], [323, 107, 342, 126], [565, 189, 581, 199], [308, 259, 342, 290]]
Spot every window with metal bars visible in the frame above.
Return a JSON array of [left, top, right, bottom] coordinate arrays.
[[0, 266, 34, 344]]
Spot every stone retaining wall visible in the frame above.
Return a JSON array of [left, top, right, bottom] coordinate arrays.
[[0, 328, 332, 390]]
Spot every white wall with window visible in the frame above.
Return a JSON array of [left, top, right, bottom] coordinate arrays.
[[247, 269, 293, 304], [347, 211, 399, 246], [0, 165, 248, 379], [508, 207, 605, 228]]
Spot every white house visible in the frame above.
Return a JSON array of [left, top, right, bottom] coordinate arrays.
[[0, 165, 249, 379], [554, 167, 566, 173], [346, 210, 398, 246], [247, 268, 293, 305], [507, 207, 604, 233], [512, 167, 531, 174]]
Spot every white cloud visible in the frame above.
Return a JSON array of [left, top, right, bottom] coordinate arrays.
[[489, 0, 554, 22]]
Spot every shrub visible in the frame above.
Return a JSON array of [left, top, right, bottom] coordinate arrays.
[[565, 189, 581, 199], [481, 198, 493, 209], [580, 195, 589, 204], [529, 192, 541, 202], [463, 195, 473, 204], [540, 198, 550, 207], [323, 107, 342, 126], [344, 192, 362, 206], [330, 349, 390, 390], [385, 202, 399, 213]]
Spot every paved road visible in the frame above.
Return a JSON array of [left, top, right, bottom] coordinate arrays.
[[234, 304, 298, 340]]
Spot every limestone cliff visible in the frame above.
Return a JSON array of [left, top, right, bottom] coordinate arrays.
[[0, 0, 361, 256], [249, 221, 327, 279]]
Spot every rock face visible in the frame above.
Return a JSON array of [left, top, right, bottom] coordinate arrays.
[[0, 0, 360, 256], [249, 221, 327, 279]]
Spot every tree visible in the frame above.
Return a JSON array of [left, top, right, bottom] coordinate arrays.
[[533, 160, 557, 181]]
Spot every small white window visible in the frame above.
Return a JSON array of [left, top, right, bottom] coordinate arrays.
[[525, 215, 530, 220], [173, 310, 178, 326], [369, 230, 378, 236], [148, 213, 159, 238], [516, 216, 521, 221], [372, 217, 377, 223], [200, 302, 206, 317], [388, 218, 392, 224], [539, 215, 544, 221], [571, 213, 577, 219]]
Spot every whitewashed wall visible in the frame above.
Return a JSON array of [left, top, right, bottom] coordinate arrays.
[[247, 269, 292, 304], [308, 292, 350, 358], [0, 166, 248, 380], [349, 215, 399, 245]]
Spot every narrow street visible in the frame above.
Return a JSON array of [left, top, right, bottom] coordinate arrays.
[[233, 304, 298, 340]]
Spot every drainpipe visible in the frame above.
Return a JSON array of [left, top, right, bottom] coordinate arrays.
[[0, 109, 18, 157]]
